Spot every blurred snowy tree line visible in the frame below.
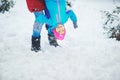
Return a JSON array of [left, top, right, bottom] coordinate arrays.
[[0, 0, 15, 13], [102, 0, 120, 41]]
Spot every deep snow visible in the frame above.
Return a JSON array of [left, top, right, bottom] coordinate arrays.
[[0, 0, 120, 80]]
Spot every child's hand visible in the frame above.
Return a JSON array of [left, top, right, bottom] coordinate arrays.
[[73, 22, 78, 29]]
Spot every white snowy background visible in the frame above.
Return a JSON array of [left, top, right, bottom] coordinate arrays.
[[0, 0, 120, 80]]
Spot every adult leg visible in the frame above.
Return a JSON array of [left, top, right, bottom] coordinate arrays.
[[31, 11, 44, 52], [44, 9, 59, 47]]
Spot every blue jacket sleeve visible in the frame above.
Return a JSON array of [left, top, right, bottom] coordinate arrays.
[[66, 10, 77, 23]]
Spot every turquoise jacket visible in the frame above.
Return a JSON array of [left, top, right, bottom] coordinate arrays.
[[36, 0, 77, 33]]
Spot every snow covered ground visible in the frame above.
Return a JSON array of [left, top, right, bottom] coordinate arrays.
[[0, 0, 120, 80]]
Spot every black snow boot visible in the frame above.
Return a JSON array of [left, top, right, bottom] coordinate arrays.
[[48, 34, 59, 47], [31, 36, 41, 52]]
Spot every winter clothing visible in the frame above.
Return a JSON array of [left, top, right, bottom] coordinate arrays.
[[26, 0, 45, 52], [31, 36, 41, 52], [73, 22, 78, 29], [36, 0, 78, 34], [32, 12, 44, 37], [26, 0, 45, 12], [48, 34, 59, 47], [52, 24, 66, 40], [26, 0, 58, 52]]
